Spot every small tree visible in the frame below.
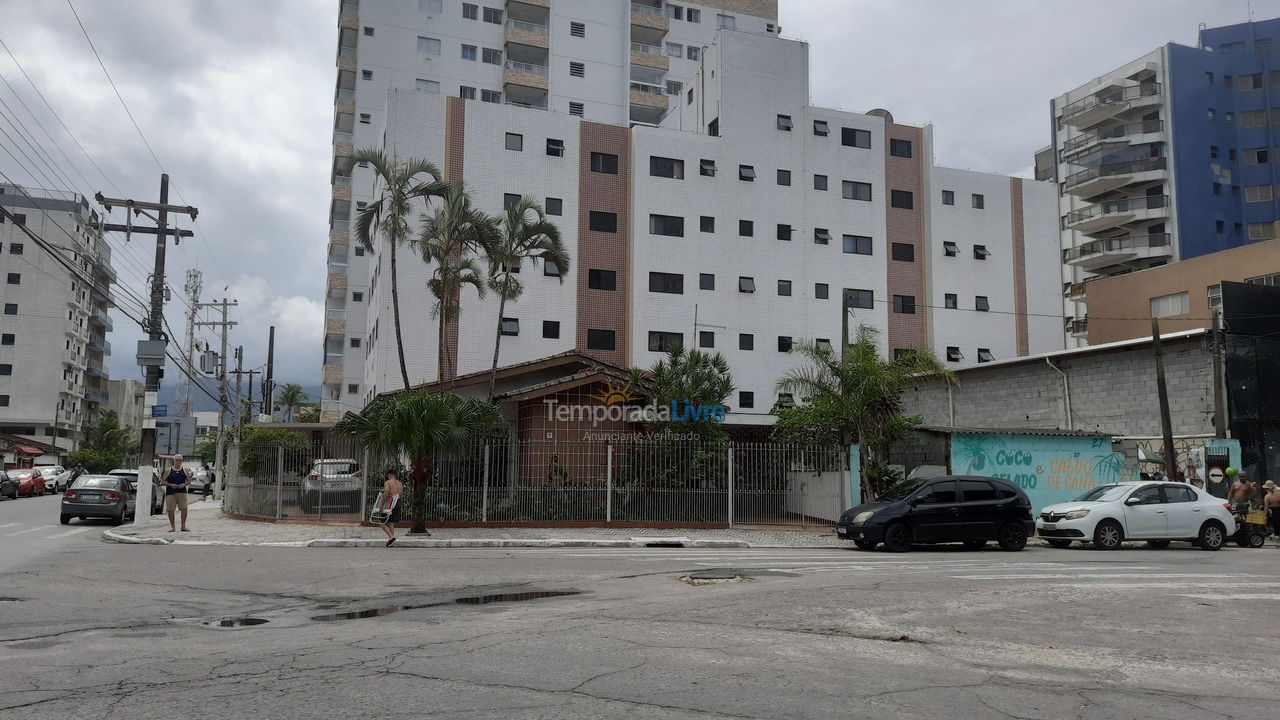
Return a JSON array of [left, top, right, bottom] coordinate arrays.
[[644, 345, 734, 441], [64, 411, 137, 472], [276, 383, 308, 422]]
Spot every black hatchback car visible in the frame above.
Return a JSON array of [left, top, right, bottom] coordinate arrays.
[[836, 475, 1035, 552]]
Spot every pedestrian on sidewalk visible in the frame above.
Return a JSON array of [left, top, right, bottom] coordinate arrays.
[[1263, 480, 1280, 537], [201, 463, 214, 501], [375, 469, 403, 547], [162, 455, 193, 532]]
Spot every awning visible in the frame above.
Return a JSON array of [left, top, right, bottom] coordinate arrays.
[[10, 445, 46, 456]]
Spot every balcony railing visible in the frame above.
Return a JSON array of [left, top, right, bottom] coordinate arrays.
[[328, 261, 349, 275], [630, 81, 666, 95], [505, 100, 547, 110], [339, 45, 356, 58], [1061, 82, 1161, 121], [325, 353, 345, 364], [336, 88, 355, 102], [504, 59, 547, 75], [333, 174, 352, 187], [334, 130, 354, 144], [631, 2, 664, 16], [506, 18, 548, 34], [1068, 319, 1088, 335], [326, 308, 347, 321], [1065, 195, 1168, 228], [1061, 119, 1164, 157], [1063, 233, 1171, 261], [1064, 157, 1167, 190], [631, 41, 663, 55]]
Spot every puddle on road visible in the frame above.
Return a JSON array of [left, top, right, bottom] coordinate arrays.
[[311, 590, 582, 621], [207, 617, 270, 628]]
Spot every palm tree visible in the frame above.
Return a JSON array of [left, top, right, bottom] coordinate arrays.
[[276, 384, 307, 422], [486, 197, 568, 400], [648, 345, 734, 427], [352, 148, 449, 390], [776, 324, 956, 496], [419, 182, 501, 387], [334, 391, 502, 534]]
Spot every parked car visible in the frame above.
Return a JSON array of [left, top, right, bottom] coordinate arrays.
[[47, 470, 74, 494], [108, 469, 163, 515], [1036, 481, 1237, 551], [9, 469, 47, 497], [35, 465, 65, 489], [836, 475, 1035, 552], [0, 470, 17, 499], [60, 475, 137, 525], [299, 459, 364, 513]]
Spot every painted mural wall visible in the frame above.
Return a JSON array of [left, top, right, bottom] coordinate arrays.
[[949, 433, 1137, 513]]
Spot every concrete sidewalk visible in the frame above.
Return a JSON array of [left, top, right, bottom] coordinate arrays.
[[101, 499, 846, 548]]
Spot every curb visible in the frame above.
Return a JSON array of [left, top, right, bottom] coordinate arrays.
[[100, 529, 785, 549]]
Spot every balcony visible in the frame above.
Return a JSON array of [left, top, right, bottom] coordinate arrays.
[[64, 351, 85, 368], [505, 18, 549, 49], [1060, 119, 1164, 162], [339, 1, 358, 29], [1062, 194, 1168, 235], [1060, 82, 1161, 129], [630, 42, 670, 70], [326, 308, 347, 335], [629, 81, 669, 113], [503, 59, 549, 90], [85, 365, 106, 379], [507, 0, 550, 7], [86, 390, 108, 405], [323, 362, 344, 384], [330, 199, 351, 228], [631, 2, 669, 32], [92, 260, 117, 282], [1067, 318, 1088, 337], [1063, 156, 1167, 198], [88, 313, 113, 331], [327, 272, 348, 298], [1063, 233, 1173, 272]]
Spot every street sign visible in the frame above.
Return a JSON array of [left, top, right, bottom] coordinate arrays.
[[152, 404, 168, 418]]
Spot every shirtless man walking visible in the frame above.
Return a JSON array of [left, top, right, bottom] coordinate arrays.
[[377, 470, 403, 547]]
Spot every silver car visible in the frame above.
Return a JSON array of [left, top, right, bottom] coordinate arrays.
[[299, 459, 364, 513]]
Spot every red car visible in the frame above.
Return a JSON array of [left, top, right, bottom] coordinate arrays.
[[9, 469, 47, 497]]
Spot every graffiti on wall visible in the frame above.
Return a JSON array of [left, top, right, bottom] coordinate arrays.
[[950, 433, 1137, 513]]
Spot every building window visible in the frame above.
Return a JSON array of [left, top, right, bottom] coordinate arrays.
[[1207, 284, 1222, 310], [946, 347, 963, 362], [648, 331, 683, 353], [417, 36, 441, 55], [481, 89, 502, 103], [739, 334, 753, 350], [942, 190, 955, 205], [0, 365, 9, 375], [699, 159, 716, 176], [814, 228, 831, 244], [971, 193, 985, 209], [739, 220, 753, 237], [648, 271, 684, 294], [1210, 145, 1219, 159], [776, 114, 793, 131], [776, 224, 792, 241], [546, 138, 565, 157], [777, 279, 792, 296], [1150, 291, 1189, 318], [777, 169, 791, 186], [977, 349, 995, 363], [543, 320, 560, 338], [414, 78, 439, 93], [1246, 272, 1280, 286], [568, 102, 584, 117], [738, 391, 754, 409], [975, 296, 990, 312], [813, 120, 830, 136], [3, 303, 15, 314], [588, 211, 617, 233], [699, 331, 714, 348], [350, 337, 361, 348], [569, 61, 585, 78], [891, 242, 915, 261], [462, 3, 478, 19], [586, 329, 615, 350], [1248, 222, 1275, 240], [739, 164, 756, 181], [361, 69, 373, 80], [359, 113, 371, 124], [570, 20, 585, 37], [1208, 108, 1216, 121], [650, 156, 684, 178], [890, 190, 914, 209], [503, 193, 520, 210], [6, 273, 18, 285], [974, 245, 990, 260], [893, 295, 916, 314], [889, 138, 913, 158], [8, 243, 20, 254], [944, 293, 957, 309], [0, 334, 12, 345], [1242, 110, 1267, 127], [738, 276, 755, 293], [505, 133, 523, 151], [354, 246, 365, 256], [841, 127, 871, 148], [496, 317, 519, 337], [1217, 220, 1226, 233], [845, 289, 874, 309], [717, 13, 736, 29], [482, 6, 503, 23], [842, 234, 872, 255], [1246, 147, 1269, 164], [588, 269, 617, 290], [649, 214, 685, 237], [842, 181, 872, 201], [812, 282, 830, 300], [545, 197, 563, 215], [665, 42, 684, 58], [699, 215, 714, 233], [699, 273, 715, 290], [348, 384, 360, 394], [590, 152, 619, 174], [813, 174, 828, 191], [687, 8, 701, 23], [777, 336, 793, 352], [481, 47, 503, 65], [544, 261, 561, 277], [943, 241, 959, 257]]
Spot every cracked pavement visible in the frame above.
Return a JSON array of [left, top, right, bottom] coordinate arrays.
[[1, 536, 1278, 718]]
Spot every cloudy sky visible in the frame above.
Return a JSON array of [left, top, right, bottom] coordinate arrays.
[[1, 0, 1276, 401]]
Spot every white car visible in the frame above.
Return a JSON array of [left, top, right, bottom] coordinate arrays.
[[48, 470, 73, 493], [1037, 481, 1237, 551], [35, 466, 65, 492]]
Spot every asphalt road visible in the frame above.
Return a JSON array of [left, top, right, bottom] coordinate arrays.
[[0, 491, 113, 574], [1, 536, 1278, 719]]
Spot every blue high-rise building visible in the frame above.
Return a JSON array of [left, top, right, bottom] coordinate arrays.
[[1046, 18, 1280, 346]]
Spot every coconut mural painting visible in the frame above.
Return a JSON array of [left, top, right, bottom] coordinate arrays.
[[950, 433, 1137, 514]]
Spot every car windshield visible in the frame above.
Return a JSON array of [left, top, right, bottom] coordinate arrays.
[[879, 477, 930, 501], [315, 462, 359, 474], [73, 477, 120, 489], [1073, 485, 1129, 502]]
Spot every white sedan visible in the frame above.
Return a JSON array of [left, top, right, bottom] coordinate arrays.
[[1036, 481, 1237, 551]]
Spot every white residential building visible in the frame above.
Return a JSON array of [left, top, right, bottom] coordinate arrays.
[[0, 184, 115, 451], [320, 0, 1063, 422]]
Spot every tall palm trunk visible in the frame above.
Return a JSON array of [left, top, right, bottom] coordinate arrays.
[[437, 299, 447, 386], [410, 454, 431, 534], [390, 241, 411, 390], [487, 274, 512, 401]]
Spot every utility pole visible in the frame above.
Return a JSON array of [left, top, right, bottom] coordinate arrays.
[[232, 346, 243, 443], [1151, 317, 1178, 481], [263, 325, 276, 420], [95, 176, 198, 525], [197, 298, 237, 498], [1211, 311, 1227, 439], [179, 269, 203, 416]]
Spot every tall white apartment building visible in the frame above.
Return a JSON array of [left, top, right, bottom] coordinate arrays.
[[320, 0, 1063, 422], [0, 184, 116, 452]]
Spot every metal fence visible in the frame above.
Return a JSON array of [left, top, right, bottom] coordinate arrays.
[[223, 438, 852, 527]]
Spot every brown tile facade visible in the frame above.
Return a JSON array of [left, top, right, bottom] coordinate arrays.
[[702, 0, 778, 21], [1009, 177, 1030, 356], [884, 123, 927, 353], [575, 122, 631, 366], [442, 96, 466, 382]]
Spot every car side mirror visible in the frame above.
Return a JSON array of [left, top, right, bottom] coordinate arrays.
[[1124, 496, 1143, 506]]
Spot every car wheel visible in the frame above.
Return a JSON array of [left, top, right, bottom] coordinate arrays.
[[852, 539, 876, 550], [1092, 520, 1123, 550], [997, 523, 1028, 551], [1197, 522, 1225, 551], [1145, 540, 1171, 549], [882, 522, 912, 553], [1045, 539, 1072, 549], [60, 514, 71, 525], [963, 539, 987, 550], [1247, 531, 1266, 549]]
